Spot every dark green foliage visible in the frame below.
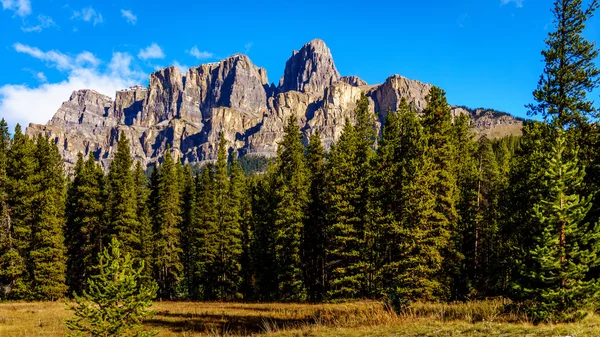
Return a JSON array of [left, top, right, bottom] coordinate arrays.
[[66, 238, 157, 337], [517, 133, 600, 322], [238, 155, 271, 175], [66, 153, 105, 295], [152, 148, 183, 299], [0, 119, 25, 299], [133, 162, 153, 284], [303, 130, 327, 302], [29, 135, 67, 300], [179, 164, 196, 298], [272, 116, 309, 301], [106, 132, 140, 258], [527, 0, 599, 128], [325, 93, 377, 300]]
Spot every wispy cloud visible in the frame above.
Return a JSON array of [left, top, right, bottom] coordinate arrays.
[[188, 46, 214, 59], [71, 6, 103, 25], [121, 9, 137, 25], [1, 0, 31, 17], [1, 44, 146, 127], [138, 43, 165, 60], [244, 42, 253, 54], [21, 15, 58, 32], [172, 61, 189, 73], [457, 13, 468, 28], [501, 0, 523, 8]]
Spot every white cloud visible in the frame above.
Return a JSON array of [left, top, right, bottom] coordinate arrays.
[[121, 9, 137, 25], [1, 0, 31, 17], [172, 61, 189, 73], [71, 6, 103, 25], [21, 15, 59, 33], [501, 0, 523, 8], [35, 72, 47, 82], [188, 46, 214, 60], [244, 41, 253, 54], [1, 45, 146, 127], [138, 43, 165, 60]]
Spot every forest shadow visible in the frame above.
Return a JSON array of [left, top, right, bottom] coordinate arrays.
[[147, 311, 314, 335]]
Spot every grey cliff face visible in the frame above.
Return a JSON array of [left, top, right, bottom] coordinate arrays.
[[279, 39, 341, 94], [26, 39, 523, 170]]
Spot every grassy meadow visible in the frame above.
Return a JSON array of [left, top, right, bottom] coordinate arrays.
[[1, 300, 600, 337]]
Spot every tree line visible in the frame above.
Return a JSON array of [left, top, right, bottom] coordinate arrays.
[[0, 0, 599, 322]]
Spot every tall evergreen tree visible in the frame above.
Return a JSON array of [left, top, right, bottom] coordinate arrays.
[[66, 153, 105, 295], [517, 133, 600, 322], [152, 148, 183, 299], [133, 161, 154, 284], [303, 130, 327, 302], [527, 0, 599, 128], [421, 86, 460, 299], [325, 93, 376, 299], [211, 135, 242, 300], [106, 132, 140, 258], [229, 158, 249, 299], [373, 99, 446, 302], [193, 164, 218, 299], [271, 116, 309, 301], [30, 135, 67, 299], [179, 164, 196, 298], [0, 120, 25, 299]]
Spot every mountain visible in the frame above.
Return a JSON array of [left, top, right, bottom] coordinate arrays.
[[25, 39, 523, 170]]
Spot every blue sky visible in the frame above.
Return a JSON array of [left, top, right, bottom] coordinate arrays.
[[1, 0, 599, 131]]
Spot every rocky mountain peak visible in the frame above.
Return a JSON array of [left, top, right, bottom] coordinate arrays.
[[279, 38, 341, 94]]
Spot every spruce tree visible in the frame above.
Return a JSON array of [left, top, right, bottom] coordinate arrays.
[[152, 148, 183, 299], [229, 158, 248, 299], [133, 161, 153, 284], [373, 99, 447, 303], [66, 153, 105, 295], [272, 116, 309, 301], [179, 164, 196, 298], [5, 124, 35, 298], [212, 135, 242, 300], [106, 132, 140, 258], [527, 0, 599, 128], [303, 130, 327, 302], [30, 135, 67, 299], [66, 238, 158, 337], [518, 133, 600, 322], [325, 93, 377, 299], [0, 120, 25, 299], [421, 86, 461, 299]]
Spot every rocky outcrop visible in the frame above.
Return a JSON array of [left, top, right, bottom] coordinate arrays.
[[26, 39, 523, 170], [279, 39, 340, 94]]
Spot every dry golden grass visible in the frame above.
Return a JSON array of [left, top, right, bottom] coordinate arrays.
[[1, 300, 599, 337]]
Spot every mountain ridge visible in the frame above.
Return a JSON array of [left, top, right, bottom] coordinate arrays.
[[26, 39, 523, 170]]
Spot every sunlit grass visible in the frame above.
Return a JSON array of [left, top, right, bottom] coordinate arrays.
[[1, 300, 599, 336]]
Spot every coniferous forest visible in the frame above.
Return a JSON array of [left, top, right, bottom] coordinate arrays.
[[1, 0, 600, 324]]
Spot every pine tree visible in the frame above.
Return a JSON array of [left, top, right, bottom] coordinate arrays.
[[517, 132, 600, 322], [229, 158, 248, 299], [303, 130, 327, 302], [272, 116, 309, 301], [5, 124, 35, 298], [152, 147, 183, 299], [250, 172, 278, 300], [421, 86, 460, 299], [211, 135, 242, 300], [66, 153, 105, 295], [193, 164, 218, 300], [373, 99, 447, 303], [179, 164, 196, 298], [527, 0, 599, 129], [30, 135, 67, 299], [66, 238, 158, 337], [133, 162, 153, 285], [106, 132, 140, 258], [325, 93, 377, 299], [0, 120, 25, 299]]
